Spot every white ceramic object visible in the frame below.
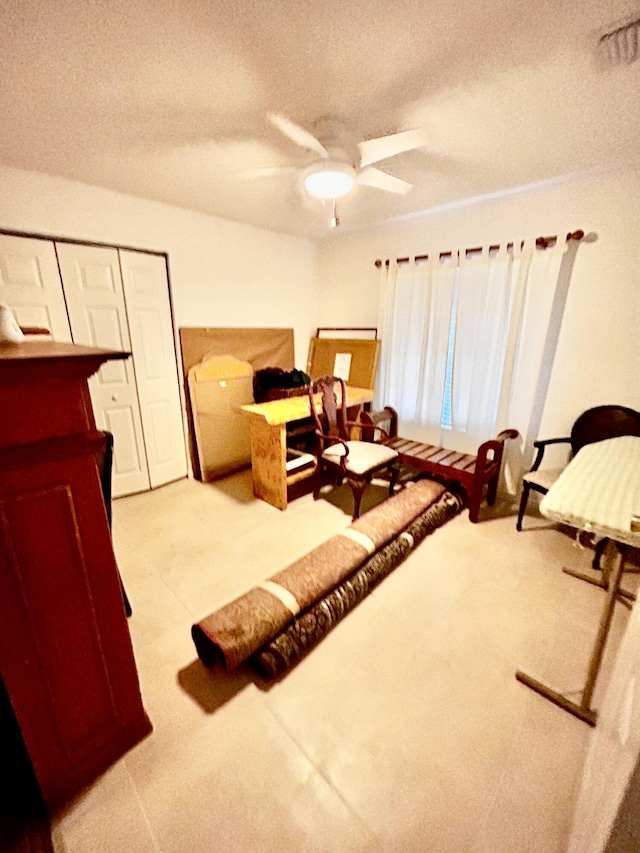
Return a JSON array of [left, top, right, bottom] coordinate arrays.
[[0, 303, 25, 343]]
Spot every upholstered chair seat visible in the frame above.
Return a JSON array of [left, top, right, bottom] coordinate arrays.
[[521, 467, 565, 493], [322, 440, 398, 475]]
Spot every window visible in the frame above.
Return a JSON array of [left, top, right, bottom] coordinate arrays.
[[377, 237, 574, 455], [440, 271, 459, 431]]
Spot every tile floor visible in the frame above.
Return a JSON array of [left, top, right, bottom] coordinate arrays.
[[50, 473, 634, 852]]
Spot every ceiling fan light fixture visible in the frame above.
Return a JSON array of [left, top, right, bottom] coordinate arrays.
[[303, 161, 355, 199]]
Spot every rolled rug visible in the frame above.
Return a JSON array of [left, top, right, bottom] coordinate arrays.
[[251, 490, 464, 680], [192, 479, 446, 671]]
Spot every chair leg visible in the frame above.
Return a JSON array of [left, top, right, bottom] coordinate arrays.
[[313, 459, 323, 500], [468, 488, 483, 523], [119, 573, 133, 617], [516, 483, 531, 531], [486, 474, 499, 507], [388, 461, 399, 496], [349, 479, 367, 520], [593, 537, 609, 570]]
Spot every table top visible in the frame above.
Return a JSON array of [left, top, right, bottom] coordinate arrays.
[[240, 386, 374, 426], [540, 435, 640, 547]]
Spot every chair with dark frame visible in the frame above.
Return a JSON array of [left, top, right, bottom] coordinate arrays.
[[96, 431, 132, 617], [516, 404, 640, 568], [308, 375, 399, 520]]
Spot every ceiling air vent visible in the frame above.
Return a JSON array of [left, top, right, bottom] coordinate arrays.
[[599, 17, 640, 65]]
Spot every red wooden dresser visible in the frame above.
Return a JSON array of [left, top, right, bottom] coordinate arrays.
[[0, 341, 151, 806]]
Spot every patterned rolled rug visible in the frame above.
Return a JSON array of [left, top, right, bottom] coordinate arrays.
[[251, 490, 464, 679], [192, 479, 448, 671]]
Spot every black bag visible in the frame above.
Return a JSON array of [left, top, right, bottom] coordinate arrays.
[[253, 367, 311, 403]]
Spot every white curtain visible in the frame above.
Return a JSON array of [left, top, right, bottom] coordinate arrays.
[[377, 238, 570, 469], [450, 246, 523, 446], [377, 254, 457, 446]]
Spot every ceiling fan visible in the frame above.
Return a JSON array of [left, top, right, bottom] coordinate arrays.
[[257, 113, 430, 204]]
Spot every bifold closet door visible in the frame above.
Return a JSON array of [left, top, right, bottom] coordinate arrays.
[[56, 243, 151, 497], [0, 235, 72, 341], [119, 251, 187, 488]]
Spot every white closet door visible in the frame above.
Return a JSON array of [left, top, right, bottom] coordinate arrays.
[[119, 250, 187, 487], [56, 243, 151, 497], [0, 235, 72, 340]]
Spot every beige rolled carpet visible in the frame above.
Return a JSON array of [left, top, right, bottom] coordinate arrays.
[[192, 479, 446, 671]]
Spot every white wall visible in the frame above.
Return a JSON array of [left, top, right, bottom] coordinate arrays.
[[0, 164, 320, 369], [3, 161, 639, 439], [316, 167, 640, 439]]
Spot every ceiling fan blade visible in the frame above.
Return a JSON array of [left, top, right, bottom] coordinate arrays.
[[358, 127, 430, 168], [357, 167, 413, 194], [268, 114, 328, 158], [236, 165, 298, 180]]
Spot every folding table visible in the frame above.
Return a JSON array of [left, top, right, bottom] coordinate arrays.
[[515, 435, 640, 725]]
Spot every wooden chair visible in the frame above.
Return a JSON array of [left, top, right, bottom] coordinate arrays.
[[308, 376, 399, 519], [96, 431, 132, 617], [517, 404, 640, 565]]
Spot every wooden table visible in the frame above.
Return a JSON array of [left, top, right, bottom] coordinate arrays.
[[516, 435, 640, 725], [241, 386, 374, 510]]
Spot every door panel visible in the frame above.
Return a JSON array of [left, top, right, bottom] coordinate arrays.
[[0, 235, 72, 341], [84, 306, 127, 378], [119, 251, 187, 487], [147, 400, 175, 464], [103, 407, 146, 479], [1, 236, 184, 495], [56, 244, 151, 497]]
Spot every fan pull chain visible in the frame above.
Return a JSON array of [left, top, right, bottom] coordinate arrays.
[[329, 198, 340, 228]]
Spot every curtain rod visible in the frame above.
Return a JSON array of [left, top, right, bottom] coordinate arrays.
[[374, 230, 585, 268]]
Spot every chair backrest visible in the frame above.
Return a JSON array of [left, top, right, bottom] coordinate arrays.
[[308, 376, 349, 442], [95, 430, 114, 530], [570, 405, 640, 455]]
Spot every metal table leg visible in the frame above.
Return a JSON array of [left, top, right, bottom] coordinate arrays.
[[562, 543, 636, 606], [515, 548, 626, 726]]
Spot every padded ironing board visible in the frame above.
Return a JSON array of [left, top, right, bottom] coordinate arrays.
[[540, 435, 640, 546], [516, 435, 640, 725]]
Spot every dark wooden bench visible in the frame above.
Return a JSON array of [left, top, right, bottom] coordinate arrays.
[[360, 407, 519, 523]]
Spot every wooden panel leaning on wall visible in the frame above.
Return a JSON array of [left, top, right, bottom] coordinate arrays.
[[179, 327, 295, 378], [306, 337, 380, 391], [179, 327, 296, 478]]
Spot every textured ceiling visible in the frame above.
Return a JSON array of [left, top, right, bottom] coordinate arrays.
[[1, 0, 639, 238]]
